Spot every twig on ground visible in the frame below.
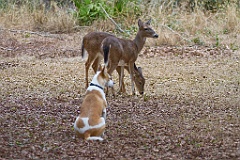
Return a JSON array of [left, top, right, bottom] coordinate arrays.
[[0, 28, 63, 39], [0, 46, 14, 51]]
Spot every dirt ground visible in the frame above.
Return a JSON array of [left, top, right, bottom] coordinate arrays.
[[0, 30, 240, 159]]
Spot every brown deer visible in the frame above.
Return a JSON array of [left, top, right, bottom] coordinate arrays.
[[102, 19, 158, 95], [82, 32, 145, 94]]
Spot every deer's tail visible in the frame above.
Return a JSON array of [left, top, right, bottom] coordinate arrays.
[[81, 40, 86, 59], [103, 44, 111, 66]]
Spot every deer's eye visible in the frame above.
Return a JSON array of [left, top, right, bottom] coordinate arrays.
[[144, 28, 149, 31]]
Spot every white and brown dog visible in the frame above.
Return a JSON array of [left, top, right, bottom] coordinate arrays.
[[74, 66, 114, 141]]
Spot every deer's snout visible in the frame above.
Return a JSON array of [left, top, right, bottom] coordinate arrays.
[[153, 34, 159, 38], [106, 80, 114, 88]]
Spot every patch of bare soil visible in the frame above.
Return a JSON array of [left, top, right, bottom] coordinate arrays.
[[0, 30, 239, 159]]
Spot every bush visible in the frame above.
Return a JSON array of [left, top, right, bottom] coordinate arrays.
[[73, 0, 108, 25], [73, 0, 141, 25]]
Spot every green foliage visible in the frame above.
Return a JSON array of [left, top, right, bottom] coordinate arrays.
[[73, 0, 108, 25], [230, 43, 239, 51], [114, 0, 141, 17], [0, 0, 8, 9], [192, 37, 204, 45], [73, 0, 141, 25], [143, 94, 150, 101], [223, 29, 229, 34], [215, 34, 220, 47]]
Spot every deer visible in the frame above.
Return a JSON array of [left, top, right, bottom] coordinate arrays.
[[81, 32, 145, 94], [102, 19, 158, 95]]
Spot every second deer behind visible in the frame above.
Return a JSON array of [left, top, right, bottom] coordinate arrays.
[[81, 19, 158, 95]]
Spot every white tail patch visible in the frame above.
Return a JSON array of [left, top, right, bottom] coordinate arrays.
[[82, 49, 88, 60]]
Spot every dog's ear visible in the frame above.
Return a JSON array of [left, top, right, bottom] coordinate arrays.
[[100, 65, 107, 77], [103, 65, 108, 76]]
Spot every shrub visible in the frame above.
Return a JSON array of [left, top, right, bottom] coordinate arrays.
[[73, 0, 141, 25]]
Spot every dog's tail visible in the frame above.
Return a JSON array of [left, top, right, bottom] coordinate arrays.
[[103, 43, 111, 66], [87, 136, 104, 141]]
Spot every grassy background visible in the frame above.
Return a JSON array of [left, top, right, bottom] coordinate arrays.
[[0, 0, 239, 48]]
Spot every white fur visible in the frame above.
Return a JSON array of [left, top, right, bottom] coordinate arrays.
[[91, 71, 102, 86], [87, 136, 103, 141], [87, 86, 106, 103], [102, 108, 106, 121], [82, 49, 88, 60], [86, 71, 107, 101], [106, 79, 114, 87], [74, 117, 105, 134]]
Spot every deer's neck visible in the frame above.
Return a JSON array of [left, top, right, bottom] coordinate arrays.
[[133, 32, 146, 53]]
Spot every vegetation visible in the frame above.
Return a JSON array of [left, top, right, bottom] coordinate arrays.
[[73, 0, 141, 25], [0, 0, 239, 48]]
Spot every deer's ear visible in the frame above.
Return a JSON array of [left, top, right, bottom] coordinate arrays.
[[146, 18, 151, 25], [138, 19, 144, 28]]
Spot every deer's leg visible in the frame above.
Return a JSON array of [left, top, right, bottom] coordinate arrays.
[[128, 62, 135, 95], [120, 66, 124, 92], [85, 59, 91, 89], [116, 66, 126, 93], [84, 52, 97, 89], [92, 59, 100, 73], [92, 56, 103, 72]]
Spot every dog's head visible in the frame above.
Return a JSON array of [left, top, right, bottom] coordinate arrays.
[[97, 66, 114, 88]]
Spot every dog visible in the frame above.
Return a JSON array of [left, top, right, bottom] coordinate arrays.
[[74, 65, 114, 141]]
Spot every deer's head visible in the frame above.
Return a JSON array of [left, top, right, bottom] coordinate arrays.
[[133, 64, 145, 95], [138, 19, 158, 38]]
